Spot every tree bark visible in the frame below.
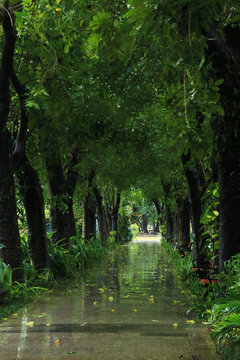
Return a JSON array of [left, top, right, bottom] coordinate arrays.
[[154, 221, 160, 233], [82, 194, 96, 241], [141, 214, 149, 233], [93, 186, 108, 246], [153, 198, 163, 230], [162, 183, 174, 242], [0, 4, 23, 280], [182, 154, 204, 265], [0, 132, 23, 279], [111, 190, 121, 242], [165, 205, 174, 242], [176, 197, 190, 249], [207, 24, 240, 270], [16, 154, 49, 271], [47, 161, 76, 248]]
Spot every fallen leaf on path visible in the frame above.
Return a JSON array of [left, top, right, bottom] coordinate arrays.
[[99, 288, 104, 293], [25, 321, 34, 327], [108, 296, 114, 302], [173, 300, 181, 305], [56, 339, 60, 346], [13, 313, 17, 317], [37, 313, 47, 318], [2, 318, 7, 321], [46, 323, 51, 327], [111, 309, 115, 312], [93, 301, 99, 306], [151, 320, 159, 323], [186, 320, 195, 325], [173, 323, 178, 328], [148, 295, 155, 303], [132, 308, 137, 312]]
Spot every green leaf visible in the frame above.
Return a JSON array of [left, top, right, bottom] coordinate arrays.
[[214, 79, 224, 86], [64, 44, 70, 54]]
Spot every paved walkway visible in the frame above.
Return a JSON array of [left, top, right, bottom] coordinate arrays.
[[0, 237, 220, 359]]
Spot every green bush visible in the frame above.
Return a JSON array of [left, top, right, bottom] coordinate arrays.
[[48, 235, 106, 278], [163, 240, 240, 360]]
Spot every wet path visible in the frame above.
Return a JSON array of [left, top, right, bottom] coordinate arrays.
[[0, 238, 220, 360]]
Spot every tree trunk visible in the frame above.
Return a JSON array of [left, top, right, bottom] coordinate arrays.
[[176, 197, 190, 249], [165, 205, 174, 242], [94, 187, 108, 246], [0, 6, 23, 280], [47, 161, 76, 248], [162, 183, 174, 242], [17, 154, 49, 271], [141, 214, 148, 233], [154, 221, 160, 233], [0, 132, 23, 279], [206, 24, 240, 270], [111, 190, 121, 242], [182, 154, 204, 266], [82, 194, 96, 241], [153, 198, 163, 228], [218, 130, 240, 270]]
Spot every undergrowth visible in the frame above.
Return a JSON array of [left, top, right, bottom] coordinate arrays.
[[163, 240, 240, 360]]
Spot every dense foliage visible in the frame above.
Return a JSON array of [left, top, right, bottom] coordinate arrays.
[[0, 1, 240, 357]]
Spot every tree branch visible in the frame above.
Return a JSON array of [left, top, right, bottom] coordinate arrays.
[[207, 21, 240, 76]]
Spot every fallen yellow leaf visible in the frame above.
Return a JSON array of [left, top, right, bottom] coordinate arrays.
[[2, 318, 7, 321], [46, 323, 51, 327], [13, 313, 17, 317], [56, 7, 61, 11], [148, 295, 155, 304], [108, 296, 114, 302], [132, 308, 137, 312], [186, 320, 195, 325], [99, 288, 104, 293], [93, 301, 99, 306], [56, 339, 60, 346], [151, 320, 159, 323], [25, 321, 34, 327], [111, 309, 115, 312], [173, 300, 181, 305], [173, 323, 178, 328]]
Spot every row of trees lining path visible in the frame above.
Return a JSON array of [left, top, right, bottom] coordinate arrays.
[[0, 1, 240, 279]]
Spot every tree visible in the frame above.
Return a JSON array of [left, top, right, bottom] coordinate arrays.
[[0, 2, 23, 279]]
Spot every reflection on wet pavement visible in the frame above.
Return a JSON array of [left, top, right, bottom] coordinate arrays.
[[0, 238, 220, 360]]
